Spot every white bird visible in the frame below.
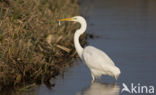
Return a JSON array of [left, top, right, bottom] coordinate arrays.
[[58, 16, 121, 83]]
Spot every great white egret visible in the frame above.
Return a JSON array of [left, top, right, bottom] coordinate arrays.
[[59, 16, 121, 83]]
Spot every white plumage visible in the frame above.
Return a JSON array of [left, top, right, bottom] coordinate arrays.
[[59, 16, 121, 82], [83, 46, 120, 78]]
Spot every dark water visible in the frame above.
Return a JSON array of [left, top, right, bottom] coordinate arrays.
[[25, 0, 156, 95]]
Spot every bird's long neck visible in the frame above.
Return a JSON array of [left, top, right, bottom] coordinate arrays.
[[74, 21, 87, 59]]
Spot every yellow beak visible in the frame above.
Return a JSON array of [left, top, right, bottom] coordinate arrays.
[[58, 17, 73, 21]]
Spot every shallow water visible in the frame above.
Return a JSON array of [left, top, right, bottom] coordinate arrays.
[[23, 0, 156, 95]]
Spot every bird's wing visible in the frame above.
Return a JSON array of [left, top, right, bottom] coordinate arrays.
[[82, 46, 115, 70]]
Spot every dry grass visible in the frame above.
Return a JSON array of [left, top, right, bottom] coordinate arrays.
[[0, 0, 85, 91]]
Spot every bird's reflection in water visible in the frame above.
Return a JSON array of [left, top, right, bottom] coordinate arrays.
[[76, 82, 120, 95]]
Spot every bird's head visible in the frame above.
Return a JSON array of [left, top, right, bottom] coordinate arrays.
[[58, 16, 86, 23]]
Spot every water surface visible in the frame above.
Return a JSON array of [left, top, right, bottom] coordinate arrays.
[[26, 0, 156, 95]]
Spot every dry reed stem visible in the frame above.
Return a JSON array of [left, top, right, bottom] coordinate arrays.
[[0, 0, 86, 92]]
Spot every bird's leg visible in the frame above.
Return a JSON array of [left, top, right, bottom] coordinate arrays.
[[91, 73, 95, 83]]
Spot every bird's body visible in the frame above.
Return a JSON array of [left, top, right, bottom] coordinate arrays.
[[83, 46, 119, 78], [59, 16, 121, 82]]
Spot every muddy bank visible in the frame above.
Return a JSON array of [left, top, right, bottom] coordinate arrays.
[[0, 0, 85, 91]]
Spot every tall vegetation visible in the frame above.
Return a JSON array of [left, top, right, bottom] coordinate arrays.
[[0, 0, 84, 90]]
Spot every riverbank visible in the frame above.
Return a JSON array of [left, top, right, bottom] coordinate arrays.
[[0, 0, 85, 91]]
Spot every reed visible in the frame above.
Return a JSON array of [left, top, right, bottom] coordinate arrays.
[[0, 0, 85, 91]]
